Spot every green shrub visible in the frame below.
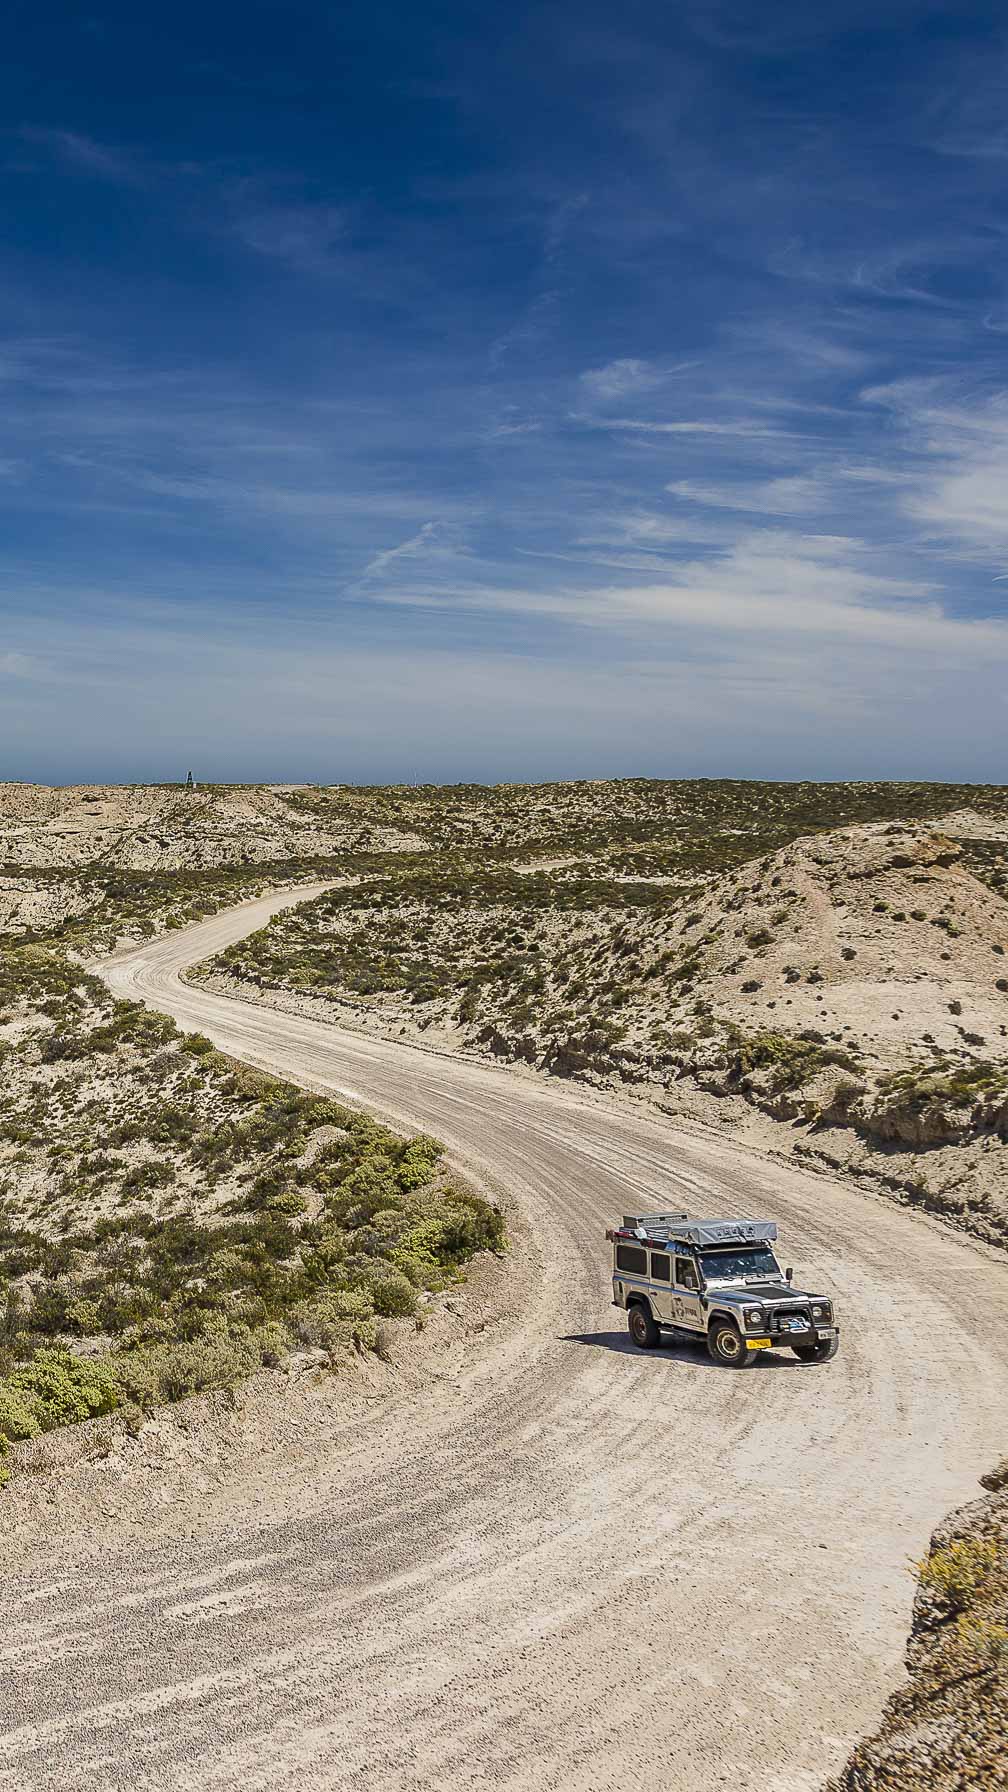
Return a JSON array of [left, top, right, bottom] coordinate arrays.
[[0, 1383, 41, 1443], [956, 1612, 1008, 1666], [370, 1268, 418, 1318], [397, 1137, 444, 1191], [726, 1029, 861, 1093], [255, 1320, 293, 1367], [2, 1347, 119, 1433], [64, 1298, 101, 1336], [119, 1326, 259, 1408], [828, 1079, 864, 1116], [287, 1290, 376, 1355], [914, 1537, 1000, 1610]]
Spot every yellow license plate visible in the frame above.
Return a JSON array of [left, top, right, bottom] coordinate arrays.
[[746, 1338, 772, 1350]]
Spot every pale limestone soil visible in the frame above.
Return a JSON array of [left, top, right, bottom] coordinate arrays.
[[0, 784, 422, 869], [0, 875, 101, 933], [0, 894, 1003, 1792], [198, 816, 1008, 1243], [220, 816, 1008, 1079], [824, 1460, 1008, 1791], [188, 965, 1008, 1248]]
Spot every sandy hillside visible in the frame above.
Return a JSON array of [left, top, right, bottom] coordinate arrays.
[[0, 926, 502, 1484], [205, 812, 1008, 1244], [0, 783, 426, 869], [0, 875, 102, 935], [211, 813, 1008, 1079], [652, 815, 1008, 1070]]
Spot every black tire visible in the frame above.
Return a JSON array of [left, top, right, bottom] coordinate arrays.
[[627, 1302, 660, 1349], [792, 1334, 839, 1363], [707, 1319, 754, 1368]]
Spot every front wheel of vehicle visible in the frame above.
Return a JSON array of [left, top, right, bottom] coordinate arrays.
[[707, 1320, 753, 1368], [628, 1303, 660, 1349], [793, 1334, 839, 1363]]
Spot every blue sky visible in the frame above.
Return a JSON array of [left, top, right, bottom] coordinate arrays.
[[2, 0, 1007, 783]]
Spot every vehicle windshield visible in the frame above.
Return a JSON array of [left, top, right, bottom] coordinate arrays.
[[699, 1247, 782, 1285]]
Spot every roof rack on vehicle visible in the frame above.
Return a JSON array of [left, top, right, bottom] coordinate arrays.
[[608, 1216, 778, 1248], [621, 1213, 689, 1230]]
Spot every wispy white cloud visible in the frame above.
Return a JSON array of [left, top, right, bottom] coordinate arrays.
[[731, 322, 871, 373], [572, 413, 786, 438], [1, 576, 1002, 783], [0, 651, 36, 679], [926, 52, 1008, 162], [489, 416, 544, 437], [576, 510, 733, 551], [862, 378, 1008, 560], [357, 520, 441, 583], [19, 127, 140, 183], [579, 357, 670, 400], [544, 191, 590, 260], [362, 525, 1008, 668], [489, 288, 562, 367], [229, 200, 348, 271], [666, 474, 825, 515]]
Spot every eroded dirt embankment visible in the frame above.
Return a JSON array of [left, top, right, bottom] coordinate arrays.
[[1, 1209, 534, 1564], [196, 817, 1008, 1250], [826, 1459, 1008, 1792], [193, 960, 1008, 1253]]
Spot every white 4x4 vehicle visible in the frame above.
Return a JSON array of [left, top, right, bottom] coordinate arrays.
[[607, 1213, 839, 1366]]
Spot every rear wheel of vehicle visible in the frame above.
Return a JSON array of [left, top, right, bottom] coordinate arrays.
[[628, 1303, 660, 1349], [793, 1334, 839, 1363], [707, 1319, 753, 1368]]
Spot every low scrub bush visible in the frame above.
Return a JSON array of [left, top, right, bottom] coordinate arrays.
[[914, 1537, 1000, 1610], [3, 1347, 120, 1432], [0, 965, 504, 1468], [725, 1028, 862, 1094]]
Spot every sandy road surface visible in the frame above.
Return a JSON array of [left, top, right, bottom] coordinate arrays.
[[3, 890, 1007, 1792]]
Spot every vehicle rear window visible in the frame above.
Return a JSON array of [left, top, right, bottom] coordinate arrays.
[[615, 1244, 647, 1275], [649, 1252, 670, 1281]]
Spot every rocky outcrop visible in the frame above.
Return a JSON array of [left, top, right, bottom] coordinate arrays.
[[824, 1465, 1008, 1791]]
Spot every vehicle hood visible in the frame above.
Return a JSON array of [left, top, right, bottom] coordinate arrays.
[[709, 1283, 825, 1306]]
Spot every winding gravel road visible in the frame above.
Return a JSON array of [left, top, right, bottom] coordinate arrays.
[[3, 889, 1007, 1792]]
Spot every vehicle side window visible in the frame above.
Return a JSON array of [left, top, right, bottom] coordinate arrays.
[[615, 1244, 647, 1275], [676, 1257, 699, 1291], [649, 1252, 670, 1282]]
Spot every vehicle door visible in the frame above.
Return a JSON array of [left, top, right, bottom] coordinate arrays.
[[613, 1240, 650, 1310], [668, 1253, 706, 1331], [647, 1248, 674, 1320]]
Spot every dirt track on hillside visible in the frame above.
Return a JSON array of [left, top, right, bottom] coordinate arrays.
[[2, 890, 1006, 1792]]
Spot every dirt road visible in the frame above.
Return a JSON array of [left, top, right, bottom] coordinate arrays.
[[3, 891, 1007, 1792]]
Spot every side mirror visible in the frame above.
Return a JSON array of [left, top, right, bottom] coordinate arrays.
[[785, 1267, 793, 1284]]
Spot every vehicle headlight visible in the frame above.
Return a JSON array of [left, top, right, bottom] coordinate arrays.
[[745, 1307, 764, 1328], [811, 1303, 830, 1321]]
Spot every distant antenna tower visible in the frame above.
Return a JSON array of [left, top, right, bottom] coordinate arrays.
[[186, 770, 194, 788]]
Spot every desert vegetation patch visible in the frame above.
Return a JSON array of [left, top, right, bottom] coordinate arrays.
[[0, 940, 502, 1473], [204, 789, 1008, 1244]]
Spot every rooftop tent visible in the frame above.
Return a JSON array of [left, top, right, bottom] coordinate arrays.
[[618, 1216, 778, 1248]]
